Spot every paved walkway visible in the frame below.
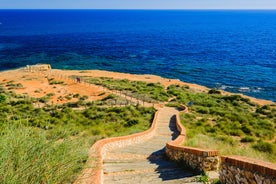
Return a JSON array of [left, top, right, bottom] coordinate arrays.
[[103, 107, 202, 184]]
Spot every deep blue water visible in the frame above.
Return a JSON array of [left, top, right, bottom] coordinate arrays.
[[0, 10, 275, 101]]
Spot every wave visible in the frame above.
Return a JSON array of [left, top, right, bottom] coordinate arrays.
[[215, 83, 262, 93]]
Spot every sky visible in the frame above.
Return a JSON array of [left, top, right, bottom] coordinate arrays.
[[1, 0, 276, 9]]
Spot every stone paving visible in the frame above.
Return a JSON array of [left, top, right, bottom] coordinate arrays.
[[103, 107, 202, 184]]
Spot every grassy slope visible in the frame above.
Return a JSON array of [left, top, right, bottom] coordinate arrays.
[[79, 76, 170, 102], [169, 85, 276, 162], [1, 76, 275, 183], [0, 85, 155, 183], [76, 77, 276, 162]]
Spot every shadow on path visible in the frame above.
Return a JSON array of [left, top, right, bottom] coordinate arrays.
[[147, 114, 198, 181], [169, 115, 179, 141]]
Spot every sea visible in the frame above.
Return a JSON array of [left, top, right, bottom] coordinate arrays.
[[0, 10, 275, 102]]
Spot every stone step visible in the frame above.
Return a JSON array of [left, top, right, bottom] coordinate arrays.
[[104, 171, 202, 184], [103, 107, 201, 184], [103, 155, 201, 183]]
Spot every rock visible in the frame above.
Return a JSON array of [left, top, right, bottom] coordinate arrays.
[[263, 178, 271, 184], [254, 173, 264, 184]]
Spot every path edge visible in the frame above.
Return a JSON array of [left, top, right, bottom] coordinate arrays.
[[166, 105, 220, 173], [74, 109, 160, 184]]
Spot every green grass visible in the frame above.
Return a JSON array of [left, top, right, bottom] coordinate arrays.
[[73, 76, 170, 102], [172, 85, 276, 162], [0, 87, 156, 183], [47, 77, 65, 85], [0, 124, 90, 184], [185, 134, 276, 162], [1, 76, 275, 183]]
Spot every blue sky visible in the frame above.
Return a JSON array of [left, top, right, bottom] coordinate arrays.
[[1, 0, 276, 9]]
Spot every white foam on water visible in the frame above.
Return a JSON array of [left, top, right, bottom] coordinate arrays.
[[238, 87, 250, 92]]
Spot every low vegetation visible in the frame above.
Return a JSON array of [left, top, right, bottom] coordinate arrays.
[[68, 76, 276, 162], [0, 86, 155, 183], [47, 77, 65, 85], [0, 124, 89, 184], [1, 74, 275, 183], [168, 85, 276, 162], [76, 76, 170, 102]]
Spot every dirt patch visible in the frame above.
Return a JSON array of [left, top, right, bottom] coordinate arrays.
[[0, 67, 274, 106]]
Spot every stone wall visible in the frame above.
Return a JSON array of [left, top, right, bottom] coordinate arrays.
[[75, 110, 160, 184], [167, 105, 276, 182], [26, 64, 51, 72], [165, 105, 220, 173], [220, 156, 276, 184], [166, 143, 220, 173]]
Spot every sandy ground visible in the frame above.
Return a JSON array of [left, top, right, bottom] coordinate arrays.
[[0, 67, 274, 106], [0, 68, 106, 105]]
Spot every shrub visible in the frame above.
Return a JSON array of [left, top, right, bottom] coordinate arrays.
[[46, 93, 55, 97], [6, 82, 23, 89], [241, 125, 252, 135], [124, 119, 139, 127], [208, 89, 221, 94], [195, 106, 210, 114], [79, 95, 88, 101], [229, 129, 243, 136], [253, 141, 275, 154], [102, 94, 116, 101], [38, 96, 50, 103], [48, 78, 64, 85], [222, 95, 242, 103], [215, 135, 237, 146], [73, 93, 80, 98], [241, 136, 255, 143], [0, 94, 7, 103], [84, 77, 169, 102], [65, 95, 72, 100], [197, 172, 209, 183]]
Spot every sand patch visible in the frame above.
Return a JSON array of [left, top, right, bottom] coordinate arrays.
[[0, 67, 274, 106]]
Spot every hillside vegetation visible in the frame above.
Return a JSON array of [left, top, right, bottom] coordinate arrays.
[[169, 85, 276, 162], [79, 76, 276, 162], [79, 76, 170, 102], [0, 85, 155, 183], [1, 75, 275, 183]]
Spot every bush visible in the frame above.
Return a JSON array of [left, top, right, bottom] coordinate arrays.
[[79, 95, 88, 101], [229, 129, 243, 136], [102, 94, 116, 101], [253, 141, 275, 154], [84, 77, 169, 102], [0, 94, 7, 103], [48, 78, 64, 85], [6, 82, 23, 89], [241, 125, 252, 135], [215, 135, 237, 146], [208, 89, 221, 94], [124, 119, 139, 127], [241, 136, 255, 143], [195, 106, 210, 114], [73, 93, 80, 98], [38, 96, 50, 103], [197, 172, 209, 183], [224, 95, 242, 101]]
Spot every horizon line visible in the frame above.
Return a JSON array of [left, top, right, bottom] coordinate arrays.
[[1, 8, 276, 10]]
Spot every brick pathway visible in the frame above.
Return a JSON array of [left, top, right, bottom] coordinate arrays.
[[103, 107, 202, 184]]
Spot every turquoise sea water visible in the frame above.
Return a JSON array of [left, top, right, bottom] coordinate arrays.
[[0, 10, 275, 101]]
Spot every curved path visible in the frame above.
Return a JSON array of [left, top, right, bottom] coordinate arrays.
[[103, 107, 202, 184]]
